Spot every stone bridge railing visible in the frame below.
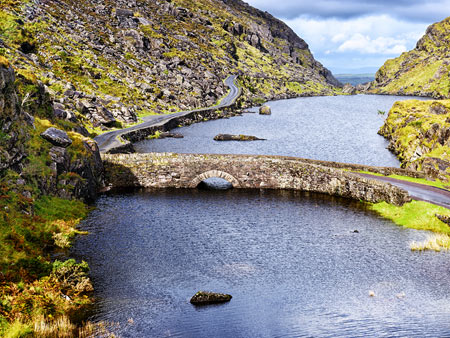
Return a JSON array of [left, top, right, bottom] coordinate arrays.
[[102, 152, 413, 206]]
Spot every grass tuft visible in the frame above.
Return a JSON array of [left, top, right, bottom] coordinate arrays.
[[410, 233, 450, 252]]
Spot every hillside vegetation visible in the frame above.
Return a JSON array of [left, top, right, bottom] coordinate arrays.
[[0, 0, 340, 134]]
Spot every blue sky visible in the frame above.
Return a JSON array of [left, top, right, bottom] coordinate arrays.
[[245, 0, 450, 74]]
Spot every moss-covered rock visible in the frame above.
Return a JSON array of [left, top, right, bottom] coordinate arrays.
[[190, 291, 232, 305], [379, 99, 450, 181]]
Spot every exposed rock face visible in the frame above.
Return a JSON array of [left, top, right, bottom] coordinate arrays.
[[0, 62, 28, 172], [371, 16, 450, 98], [379, 99, 450, 182], [190, 291, 232, 305], [342, 84, 357, 95]]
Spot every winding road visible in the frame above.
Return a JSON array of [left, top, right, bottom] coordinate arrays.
[[358, 173, 450, 209], [95, 75, 241, 153]]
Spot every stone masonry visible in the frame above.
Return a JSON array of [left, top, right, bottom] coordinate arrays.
[[103, 152, 412, 206]]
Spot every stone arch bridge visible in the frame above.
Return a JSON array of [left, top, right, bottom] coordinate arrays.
[[102, 152, 416, 206]]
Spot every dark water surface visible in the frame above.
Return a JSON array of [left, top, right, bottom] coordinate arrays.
[[73, 190, 450, 337], [72, 95, 450, 337]]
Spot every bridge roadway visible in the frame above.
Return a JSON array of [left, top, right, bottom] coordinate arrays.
[[94, 75, 240, 153]]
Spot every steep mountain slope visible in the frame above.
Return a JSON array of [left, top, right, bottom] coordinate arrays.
[[371, 16, 450, 98], [0, 0, 340, 134]]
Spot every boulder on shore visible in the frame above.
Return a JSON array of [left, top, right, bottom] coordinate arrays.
[[214, 134, 265, 141], [259, 105, 271, 115], [190, 291, 232, 305]]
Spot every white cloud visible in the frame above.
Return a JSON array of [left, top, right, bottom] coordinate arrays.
[[285, 14, 427, 55], [244, 0, 442, 73], [337, 34, 407, 54], [283, 14, 428, 72]]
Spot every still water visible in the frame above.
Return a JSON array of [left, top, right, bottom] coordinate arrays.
[[72, 95, 450, 337]]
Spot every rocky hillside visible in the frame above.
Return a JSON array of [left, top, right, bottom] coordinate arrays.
[[370, 16, 450, 98], [0, 0, 340, 135]]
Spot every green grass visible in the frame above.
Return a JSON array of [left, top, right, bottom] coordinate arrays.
[[370, 200, 450, 234]]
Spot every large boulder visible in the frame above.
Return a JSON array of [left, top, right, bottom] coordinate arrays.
[[190, 291, 232, 305], [41, 127, 73, 148], [259, 105, 271, 115]]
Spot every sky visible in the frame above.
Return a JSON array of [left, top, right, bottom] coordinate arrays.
[[245, 0, 450, 74]]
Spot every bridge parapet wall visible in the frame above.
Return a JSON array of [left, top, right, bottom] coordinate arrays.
[[103, 152, 411, 206]]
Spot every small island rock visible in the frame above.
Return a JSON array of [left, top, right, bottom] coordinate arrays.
[[190, 291, 232, 305], [214, 134, 265, 141], [40, 127, 73, 148], [259, 105, 272, 115]]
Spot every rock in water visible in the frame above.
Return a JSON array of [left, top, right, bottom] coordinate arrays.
[[190, 291, 232, 305], [259, 105, 272, 115], [214, 134, 265, 141], [41, 127, 73, 148]]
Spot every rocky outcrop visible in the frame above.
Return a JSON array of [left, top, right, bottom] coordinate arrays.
[[379, 99, 450, 182], [41, 127, 73, 148], [0, 58, 103, 202], [370, 16, 450, 98], [342, 84, 357, 95], [0, 61, 28, 172]]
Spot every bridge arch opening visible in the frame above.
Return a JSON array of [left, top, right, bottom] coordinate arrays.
[[190, 170, 241, 190]]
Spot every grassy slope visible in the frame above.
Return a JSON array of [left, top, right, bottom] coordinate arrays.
[[370, 200, 450, 252]]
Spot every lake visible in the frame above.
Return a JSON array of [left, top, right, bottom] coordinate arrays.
[[72, 95, 449, 337]]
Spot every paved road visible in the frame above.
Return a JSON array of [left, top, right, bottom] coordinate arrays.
[[95, 75, 241, 153], [358, 173, 450, 209]]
